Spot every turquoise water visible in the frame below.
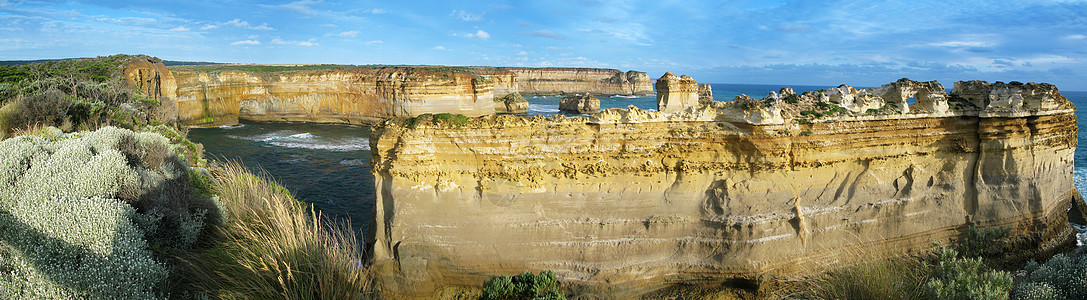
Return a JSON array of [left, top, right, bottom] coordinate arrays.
[[187, 84, 1087, 242]]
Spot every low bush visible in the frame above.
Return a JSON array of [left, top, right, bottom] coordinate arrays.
[[0, 126, 219, 299], [925, 248, 1013, 300], [1012, 252, 1087, 300], [481, 270, 565, 300], [179, 161, 370, 299]]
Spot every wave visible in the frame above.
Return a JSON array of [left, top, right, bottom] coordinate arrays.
[[340, 159, 368, 166], [528, 104, 560, 113], [218, 124, 246, 129], [611, 95, 640, 99], [1076, 168, 1087, 199], [266, 137, 371, 152]]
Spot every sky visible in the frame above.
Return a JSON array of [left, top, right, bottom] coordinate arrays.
[[2, 0, 1087, 90]]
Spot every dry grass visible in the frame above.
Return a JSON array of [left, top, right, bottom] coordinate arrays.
[[795, 256, 928, 300], [179, 161, 371, 299]]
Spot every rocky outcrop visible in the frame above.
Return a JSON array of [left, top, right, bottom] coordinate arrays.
[[170, 68, 494, 127], [493, 67, 653, 96], [698, 83, 713, 103], [559, 93, 600, 114], [655, 72, 700, 113], [123, 58, 178, 122], [494, 92, 529, 114], [368, 79, 1077, 298]]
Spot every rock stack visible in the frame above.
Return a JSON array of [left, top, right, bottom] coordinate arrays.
[[698, 83, 713, 103], [559, 93, 600, 114], [494, 92, 529, 114], [655, 72, 700, 113]]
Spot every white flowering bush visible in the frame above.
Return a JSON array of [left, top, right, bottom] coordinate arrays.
[[1012, 253, 1087, 300], [0, 126, 218, 299]]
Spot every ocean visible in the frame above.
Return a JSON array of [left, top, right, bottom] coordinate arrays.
[[187, 84, 1087, 240]]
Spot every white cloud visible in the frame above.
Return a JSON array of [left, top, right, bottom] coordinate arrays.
[[200, 24, 218, 30], [1065, 34, 1087, 40], [224, 18, 250, 28], [169, 26, 189, 32], [366, 40, 383, 44], [451, 10, 481, 21], [252, 23, 274, 30], [231, 40, 260, 46], [366, 8, 386, 14], [276, 0, 321, 15], [433, 45, 446, 50], [517, 51, 527, 56], [336, 30, 359, 37], [272, 38, 318, 47], [466, 29, 490, 39], [929, 41, 990, 48]]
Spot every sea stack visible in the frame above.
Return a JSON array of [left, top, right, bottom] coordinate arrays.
[[655, 72, 700, 113], [698, 83, 713, 103], [559, 93, 600, 114]]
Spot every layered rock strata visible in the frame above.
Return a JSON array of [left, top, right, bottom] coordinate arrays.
[[656, 72, 701, 113], [171, 68, 494, 127], [559, 93, 601, 114], [493, 67, 653, 96], [123, 57, 179, 122], [368, 79, 1077, 298]]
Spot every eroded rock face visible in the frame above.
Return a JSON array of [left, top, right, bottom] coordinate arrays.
[[559, 93, 600, 114], [369, 79, 1077, 298], [123, 58, 178, 123], [698, 83, 714, 103], [170, 68, 494, 127], [500, 67, 654, 96], [655, 72, 700, 113], [494, 92, 529, 114]]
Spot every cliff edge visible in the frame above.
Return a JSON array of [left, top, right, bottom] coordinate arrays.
[[368, 79, 1077, 298]]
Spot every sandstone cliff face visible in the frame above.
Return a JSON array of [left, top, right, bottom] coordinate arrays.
[[123, 58, 178, 122], [698, 83, 713, 102], [369, 80, 1077, 298], [656, 72, 700, 113], [171, 69, 494, 127], [500, 67, 653, 96]]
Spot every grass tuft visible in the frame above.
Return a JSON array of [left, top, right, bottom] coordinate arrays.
[[179, 161, 371, 299]]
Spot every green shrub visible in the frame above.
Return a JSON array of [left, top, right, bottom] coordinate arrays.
[[800, 131, 813, 136], [925, 248, 1012, 300], [481, 270, 565, 300], [4, 88, 72, 129], [1012, 254, 1087, 300], [959, 225, 1009, 258], [0, 126, 218, 299]]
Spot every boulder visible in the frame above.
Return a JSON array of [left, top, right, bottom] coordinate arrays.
[[559, 93, 600, 114], [494, 92, 529, 114]]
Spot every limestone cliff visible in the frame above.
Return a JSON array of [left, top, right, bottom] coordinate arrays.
[[656, 72, 700, 113], [170, 68, 494, 127], [368, 79, 1077, 298], [479, 67, 653, 96], [123, 58, 178, 122]]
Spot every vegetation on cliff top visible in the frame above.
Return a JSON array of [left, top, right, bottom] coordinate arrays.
[[172, 63, 478, 76], [0, 54, 164, 138]]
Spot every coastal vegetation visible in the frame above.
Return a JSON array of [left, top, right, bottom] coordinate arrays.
[[0, 56, 370, 299]]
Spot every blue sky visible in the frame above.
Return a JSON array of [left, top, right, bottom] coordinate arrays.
[[3, 0, 1087, 90]]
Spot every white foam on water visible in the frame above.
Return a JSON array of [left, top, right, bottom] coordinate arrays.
[[340, 159, 368, 166], [528, 104, 560, 113], [1076, 168, 1087, 198], [267, 137, 371, 152], [218, 124, 247, 129]]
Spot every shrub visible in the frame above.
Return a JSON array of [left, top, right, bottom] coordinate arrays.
[[0, 126, 217, 299], [959, 225, 1009, 258], [800, 131, 813, 136], [481, 270, 565, 300], [1012, 253, 1087, 300], [179, 161, 370, 299], [925, 248, 1012, 300], [4, 88, 72, 129]]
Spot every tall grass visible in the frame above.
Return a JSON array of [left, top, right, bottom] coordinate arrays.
[[796, 256, 928, 299], [180, 161, 370, 299]]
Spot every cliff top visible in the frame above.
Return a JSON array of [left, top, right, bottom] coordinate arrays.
[[170, 63, 478, 75]]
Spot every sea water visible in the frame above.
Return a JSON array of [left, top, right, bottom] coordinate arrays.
[[187, 85, 1087, 241]]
